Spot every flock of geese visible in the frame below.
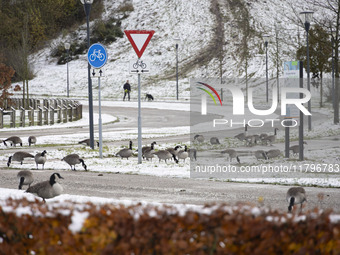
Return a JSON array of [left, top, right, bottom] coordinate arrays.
[[115, 140, 195, 163], [2, 136, 191, 172], [3, 134, 309, 211], [2, 135, 88, 171], [194, 125, 307, 163], [15, 168, 308, 212]]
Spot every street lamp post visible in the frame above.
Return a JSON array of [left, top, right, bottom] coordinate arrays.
[[80, 0, 95, 149], [64, 42, 70, 98], [263, 35, 270, 103], [300, 11, 314, 131], [174, 38, 180, 100]]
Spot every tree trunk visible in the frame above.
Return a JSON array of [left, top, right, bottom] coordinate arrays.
[[22, 80, 25, 109], [320, 72, 323, 108]]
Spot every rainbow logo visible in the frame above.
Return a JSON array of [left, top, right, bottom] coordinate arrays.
[[196, 82, 222, 106]]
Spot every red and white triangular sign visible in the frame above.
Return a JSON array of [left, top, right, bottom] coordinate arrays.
[[124, 30, 155, 58]]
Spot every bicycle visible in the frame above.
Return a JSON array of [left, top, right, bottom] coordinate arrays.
[[90, 49, 105, 62], [133, 59, 147, 69]]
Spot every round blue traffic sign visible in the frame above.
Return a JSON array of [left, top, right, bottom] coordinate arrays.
[[87, 43, 107, 68]]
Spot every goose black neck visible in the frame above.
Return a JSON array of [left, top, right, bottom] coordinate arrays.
[[49, 174, 57, 185], [19, 177, 25, 189], [289, 197, 295, 207]]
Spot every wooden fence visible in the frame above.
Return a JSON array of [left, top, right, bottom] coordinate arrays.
[[0, 98, 82, 129]]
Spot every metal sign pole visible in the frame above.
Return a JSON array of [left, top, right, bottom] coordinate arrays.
[[138, 72, 142, 164], [285, 124, 290, 158], [299, 62, 304, 161], [98, 75, 103, 158]]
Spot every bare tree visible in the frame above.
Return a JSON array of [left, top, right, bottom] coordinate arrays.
[[7, 14, 32, 109], [304, 0, 340, 123]]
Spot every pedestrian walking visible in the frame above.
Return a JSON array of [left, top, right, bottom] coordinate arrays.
[[123, 80, 131, 101]]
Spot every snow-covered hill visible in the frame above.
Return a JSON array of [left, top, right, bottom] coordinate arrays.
[[23, 0, 320, 100]]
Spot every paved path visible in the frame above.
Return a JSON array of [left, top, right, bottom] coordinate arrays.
[[1, 169, 339, 212]]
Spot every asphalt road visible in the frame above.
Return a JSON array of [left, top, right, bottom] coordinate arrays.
[[0, 101, 339, 213], [1, 169, 339, 213]]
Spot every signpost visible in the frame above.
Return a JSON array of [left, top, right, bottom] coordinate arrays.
[[88, 43, 107, 158], [125, 30, 155, 164], [283, 61, 304, 160]]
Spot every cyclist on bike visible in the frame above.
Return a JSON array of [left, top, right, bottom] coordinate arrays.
[[123, 80, 131, 101]]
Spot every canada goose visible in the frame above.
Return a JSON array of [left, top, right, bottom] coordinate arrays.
[[245, 134, 260, 147], [193, 134, 204, 143], [265, 149, 281, 159], [263, 128, 279, 146], [35, 150, 47, 169], [78, 138, 99, 147], [177, 145, 189, 162], [166, 145, 182, 157], [259, 133, 268, 145], [144, 142, 156, 161], [210, 137, 220, 145], [259, 133, 268, 140], [286, 187, 307, 213], [152, 150, 179, 163], [3, 136, 22, 147], [188, 148, 197, 161], [17, 170, 34, 190], [26, 173, 64, 203], [141, 141, 157, 158], [7, 151, 34, 167], [221, 149, 240, 163], [28, 136, 37, 146], [116, 141, 133, 159], [234, 124, 248, 142], [289, 142, 307, 156], [62, 154, 87, 171], [254, 150, 268, 160]]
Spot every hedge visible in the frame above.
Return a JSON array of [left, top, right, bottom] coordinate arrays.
[[1, 198, 340, 254]]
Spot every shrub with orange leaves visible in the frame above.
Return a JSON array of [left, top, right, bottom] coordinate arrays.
[[0, 198, 340, 255]]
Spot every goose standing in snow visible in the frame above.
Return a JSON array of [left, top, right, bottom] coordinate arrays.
[[265, 149, 281, 159], [35, 150, 47, 169], [78, 138, 99, 147], [7, 152, 34, 167], [26, 173, 64, 203], [144, 142, 156, 161], [3, 136, 22, 147], [193, 134, 204, 143], [188, 148, 197, 161], [62, 154, 87, 171], [263, 128, 279, 146], [221, 149, 240, 163], [234, 124, 248, 143], [177, 145, 189, 162], [142, 141, 157, 159], [289, 142, 307, 156], [166, 145, 182, 158], [17, 170, 34, 190], [152, 150, 179, 163], [254, 150, 268, 160], [210, 137, 220, 145], [116, 141, 133, 160], [28, 136, 37, 146], [286, 187, 307, 213]]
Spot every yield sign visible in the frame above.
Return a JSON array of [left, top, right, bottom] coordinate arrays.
[[124, 30, 155, 58]]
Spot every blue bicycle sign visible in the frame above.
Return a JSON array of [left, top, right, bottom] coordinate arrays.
[[87, 43, 107, 68]]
